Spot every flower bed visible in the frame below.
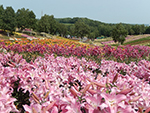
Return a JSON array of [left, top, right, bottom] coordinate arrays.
[[1, 40, 150, 63], [0, 52, 150, 112], [0, 37, 150, 112]]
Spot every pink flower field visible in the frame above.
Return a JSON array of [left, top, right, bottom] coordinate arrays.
[[0, 43, 150, 113]]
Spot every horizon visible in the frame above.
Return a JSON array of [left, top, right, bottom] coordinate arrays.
[[1, 0, 150, 25]]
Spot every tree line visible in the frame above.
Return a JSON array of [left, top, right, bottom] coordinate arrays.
[[1, 5, 150, 43], [56, 17, 149, 37]]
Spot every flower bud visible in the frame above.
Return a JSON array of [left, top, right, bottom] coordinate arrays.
[[112, 73, 118, 83], [88, 89, 97, 95], [129, 96, 141, 102], [82, 84, 91, 94], [46, 100, 56, 111], [117, 88, 133, 95], [93, 82, 106, 88], [69, 88, 78, 97]]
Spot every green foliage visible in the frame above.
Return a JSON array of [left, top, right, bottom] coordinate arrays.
[[129, 29, 135, 35], [90, 27, 99, 38], [57, 23, 67, 36], [37, 14, 57, 34], [119, 69, 127, 76], [123, 24, 135, 35], [0, 6, 16, 32], [16, 8, 37, 30], [74, 20, 90, 38], [145, 26, 150, 34], [56, 17, 150, 38], [28, 10, 37, 29], [67, 24, 75, 36], [88, 32, 95, 41], [111, 23, 128, 44], [132, 24, 145, 35], [0, 5, 4, 28], [55, 17, 76, 24]]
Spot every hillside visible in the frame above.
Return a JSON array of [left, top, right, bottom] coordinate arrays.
[[55, 17, 105, 25], [55, 17, 148, 38], [93, 34, 150, 47]]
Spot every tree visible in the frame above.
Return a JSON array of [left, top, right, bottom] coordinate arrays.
[[0, 5, 4, 29], [145, 26, 150, 34], [1, 6, 16, 36], [37, 14, 57, 34], [111, 23, 128, 44], [129, 29, 135, 35], [93, 28, 99, 38], [132, 24, 145, 35], [37, 14, 49, 33], [57, 23, 67, 37], [98, 24, 112, 37], [16, 8, 36, 30], [88, 32, 95, 41], [68, 25, 75, 36], [27, 10, 37, 29], [16, 8, 28, 30], [74, 20, 90, 38], [139, 24, 145, 34], [48, 15, 57, 34]]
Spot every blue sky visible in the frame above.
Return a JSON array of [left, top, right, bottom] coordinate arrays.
[[1, 0, 150, 24]]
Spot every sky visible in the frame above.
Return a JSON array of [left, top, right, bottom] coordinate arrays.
[[0, 0, 150, 24]]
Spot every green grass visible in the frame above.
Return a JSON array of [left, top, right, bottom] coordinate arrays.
[[111, 43, 119, 47], [15, 35, 26, 38]]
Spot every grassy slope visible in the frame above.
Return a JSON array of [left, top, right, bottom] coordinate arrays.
[[92, 34, 150, 47], [123, 36, 150, 45]]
